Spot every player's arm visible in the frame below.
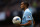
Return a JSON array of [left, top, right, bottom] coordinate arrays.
[[19, 18, 35, 26], [33, 18, 35, 24], [19, 12, 32, 26], [19, 20, 32, 26]]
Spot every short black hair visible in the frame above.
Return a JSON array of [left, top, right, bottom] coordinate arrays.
[[24, 1, 29, 8]]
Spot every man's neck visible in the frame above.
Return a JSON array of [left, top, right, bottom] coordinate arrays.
[[24, 7, 27, 11]]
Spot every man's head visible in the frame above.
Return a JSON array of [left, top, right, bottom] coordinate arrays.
[[21, 1, 29, 10]]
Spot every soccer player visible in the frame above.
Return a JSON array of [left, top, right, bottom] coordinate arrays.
[[18, 1, 34, 27]]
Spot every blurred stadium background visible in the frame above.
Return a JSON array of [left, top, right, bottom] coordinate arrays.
[[0, 0, 40, 27]]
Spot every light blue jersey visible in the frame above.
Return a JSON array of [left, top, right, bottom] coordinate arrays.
[[21, 8, 33, 27]]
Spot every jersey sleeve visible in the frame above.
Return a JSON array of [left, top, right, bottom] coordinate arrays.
[[25, 12, 33, 21]]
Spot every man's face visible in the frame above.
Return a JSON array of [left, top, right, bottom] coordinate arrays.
[[20, 2, 24, 9]]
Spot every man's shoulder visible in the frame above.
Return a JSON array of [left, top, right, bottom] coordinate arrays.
[[25, 8, 31, 13]]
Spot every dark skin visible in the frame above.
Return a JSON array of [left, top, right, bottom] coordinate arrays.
[[19, 21, 32, 26], [18, 19, 35, 26], [17, 2, 35, 26]]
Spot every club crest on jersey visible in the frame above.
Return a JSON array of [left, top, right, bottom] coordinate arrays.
[[28, 16, 30, 18]]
